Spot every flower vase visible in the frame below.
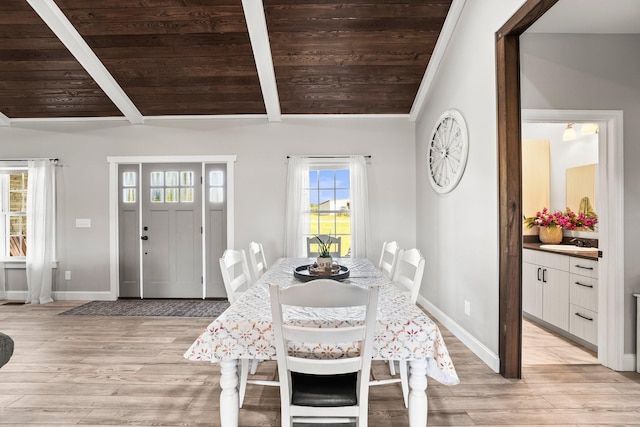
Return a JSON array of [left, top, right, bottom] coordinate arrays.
[[316, 256, 333, 270], [539, 227, 563, 244]]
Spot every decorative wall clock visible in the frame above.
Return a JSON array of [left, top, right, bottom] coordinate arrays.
[[427, 109, 469, 194]]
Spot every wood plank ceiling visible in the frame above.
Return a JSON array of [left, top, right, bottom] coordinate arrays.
[[0, 0, 452, 122]]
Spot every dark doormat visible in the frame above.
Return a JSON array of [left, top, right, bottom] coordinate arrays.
[[59, 299, 230, 318]]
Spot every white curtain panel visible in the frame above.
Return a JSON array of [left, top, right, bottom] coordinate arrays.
[[26, 160, 55, 304], [349, 156, 370, 258], [284, 156, 309, 257], [0, 262, 5, 300]]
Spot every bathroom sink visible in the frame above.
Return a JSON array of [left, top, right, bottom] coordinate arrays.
[[540, 244, 598, 252]]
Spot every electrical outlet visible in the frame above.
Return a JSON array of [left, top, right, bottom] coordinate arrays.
[[65, 271, 71, 281], [464, 300, 471, 316]]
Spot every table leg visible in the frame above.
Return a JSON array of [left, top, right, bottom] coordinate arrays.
[[408, 360, 428, 426], [219, 359, 239, 427]]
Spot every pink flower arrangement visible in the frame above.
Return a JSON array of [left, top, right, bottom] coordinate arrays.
[[524, 207, 598, 230]]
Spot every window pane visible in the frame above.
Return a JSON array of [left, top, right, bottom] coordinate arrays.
[[335, 170, 350, 188], [180, 188, 194, 203], [180, 171, 194, 187], [209, 171, 224, 186], [9, 216, 26, 234], [318, 190, 334, 209], [122, 171, 136, 187], [317, 213, 336, 235], [309, 170, 319, 189], [9, 192, 26, 212], [209, 187, 223, 203], [165, 171, 179, 187], [9, 236, 26, 257], [150, 172, 164, 187], [151, 188, 164, 203], [123, 188, 136, 203], [165, 188, 179, 203], [318, 170, 334, 188]]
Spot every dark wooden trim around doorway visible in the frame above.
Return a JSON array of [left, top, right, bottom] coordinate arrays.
[[496, 0, 558, 379]]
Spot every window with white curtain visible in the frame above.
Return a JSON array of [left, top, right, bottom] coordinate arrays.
[[0, 166, 28, 258], [285, 156, 370, 259], [306, 166, 351, 257]]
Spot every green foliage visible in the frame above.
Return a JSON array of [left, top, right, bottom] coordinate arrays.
[[314, 235, 333, 257]]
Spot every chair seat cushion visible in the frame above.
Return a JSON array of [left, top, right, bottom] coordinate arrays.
[[291, 372, 358, 407]]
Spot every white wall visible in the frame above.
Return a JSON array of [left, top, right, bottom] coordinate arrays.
[[0, 117, 416, 297], [414, 0, 526, 364], [520, 33, 640, 354]]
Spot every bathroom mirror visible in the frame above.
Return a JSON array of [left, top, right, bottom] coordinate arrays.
[[566, 163, 596, 216]]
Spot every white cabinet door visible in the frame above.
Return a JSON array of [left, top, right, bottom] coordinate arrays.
[[523, 262, 543, 318], [542, 266, 570, 330]]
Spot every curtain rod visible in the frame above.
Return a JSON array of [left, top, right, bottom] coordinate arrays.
[[286, 155, 371, 159], [0, 158, 58, 162]]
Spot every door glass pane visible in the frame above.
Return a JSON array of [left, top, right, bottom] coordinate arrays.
[[210, 188, 223, 203], [180, 171, 194, 187], [151, 188, 164, 203], [122, 171, 137, 187], [180, 188, 194, 203], [165, 171, 179, 187], [123, 188, 136, 203], [150, 172, 164, 187], [166, 188, 179, 203], [209, 171, 223, 186]]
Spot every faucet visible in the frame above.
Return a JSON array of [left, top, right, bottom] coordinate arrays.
[[570, 238, 590, 247]]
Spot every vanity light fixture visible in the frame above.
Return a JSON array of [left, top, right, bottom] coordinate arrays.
[[562, 123, 576, 141], [581, 122, 599, 135]]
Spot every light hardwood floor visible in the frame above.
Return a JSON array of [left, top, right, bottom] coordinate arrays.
[[1, 301, 639, 426]]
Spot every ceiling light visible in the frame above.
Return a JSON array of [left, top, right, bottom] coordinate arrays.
[[562, 123, 576, 141], [581, 123, 599, 135]]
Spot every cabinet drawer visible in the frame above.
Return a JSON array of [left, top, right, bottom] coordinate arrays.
[[523, 249, 570, 271], [570, 256, 598, 279], [569, 304, 598, 345], [570, 274, 598, 312]]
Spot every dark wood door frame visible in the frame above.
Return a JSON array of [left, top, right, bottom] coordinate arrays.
[[496, 0, 559, 378]]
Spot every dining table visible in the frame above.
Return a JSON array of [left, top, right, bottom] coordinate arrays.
[[184, 257, 459, 427]]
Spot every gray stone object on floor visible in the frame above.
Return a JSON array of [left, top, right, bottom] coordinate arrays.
[[0, 332, 14, 368]]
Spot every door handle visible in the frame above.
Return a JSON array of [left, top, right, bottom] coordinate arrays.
[[537, 267, 541, 281], [542, 268, 547, 283], [141, 235, 149, 241]]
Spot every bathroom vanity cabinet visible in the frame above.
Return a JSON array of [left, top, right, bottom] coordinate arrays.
[[523, 248, 598, 349]]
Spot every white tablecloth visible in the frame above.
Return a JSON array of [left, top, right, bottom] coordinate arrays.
[[184, 258, 459, 386]]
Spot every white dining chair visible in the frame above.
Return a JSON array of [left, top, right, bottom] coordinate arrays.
[[378, 240, 400, 279], [390, 248, 425, 407], [306, 234, 342, 258], [247, 241, 268, 283], [219, 249, 253, 304], [219, 248, 277, 407], [269, 279, 379, 427]]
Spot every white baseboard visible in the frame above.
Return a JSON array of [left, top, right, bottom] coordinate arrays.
[[417, 295, 500, 373], [5, 290, 114, 302], [623, 353, 637, 372]]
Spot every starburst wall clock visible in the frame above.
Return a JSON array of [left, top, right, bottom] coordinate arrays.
[[427, 109, 469, 194]]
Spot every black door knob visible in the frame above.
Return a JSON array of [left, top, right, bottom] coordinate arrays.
[[141, 235, 149, 240]]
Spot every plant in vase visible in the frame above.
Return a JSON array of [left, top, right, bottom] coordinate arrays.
[[524, 206, 598, 243], [524, 207, 571, 244], [314, 235, 333, 270]]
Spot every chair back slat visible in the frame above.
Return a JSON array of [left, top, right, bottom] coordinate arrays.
[[378, 241, 400, 279], [219, 249, 252, 303], [392, 248, 425, 304]]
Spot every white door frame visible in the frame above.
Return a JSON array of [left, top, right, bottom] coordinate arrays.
[[107, 155, 237, 300], [522, 109, 625, 371]]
